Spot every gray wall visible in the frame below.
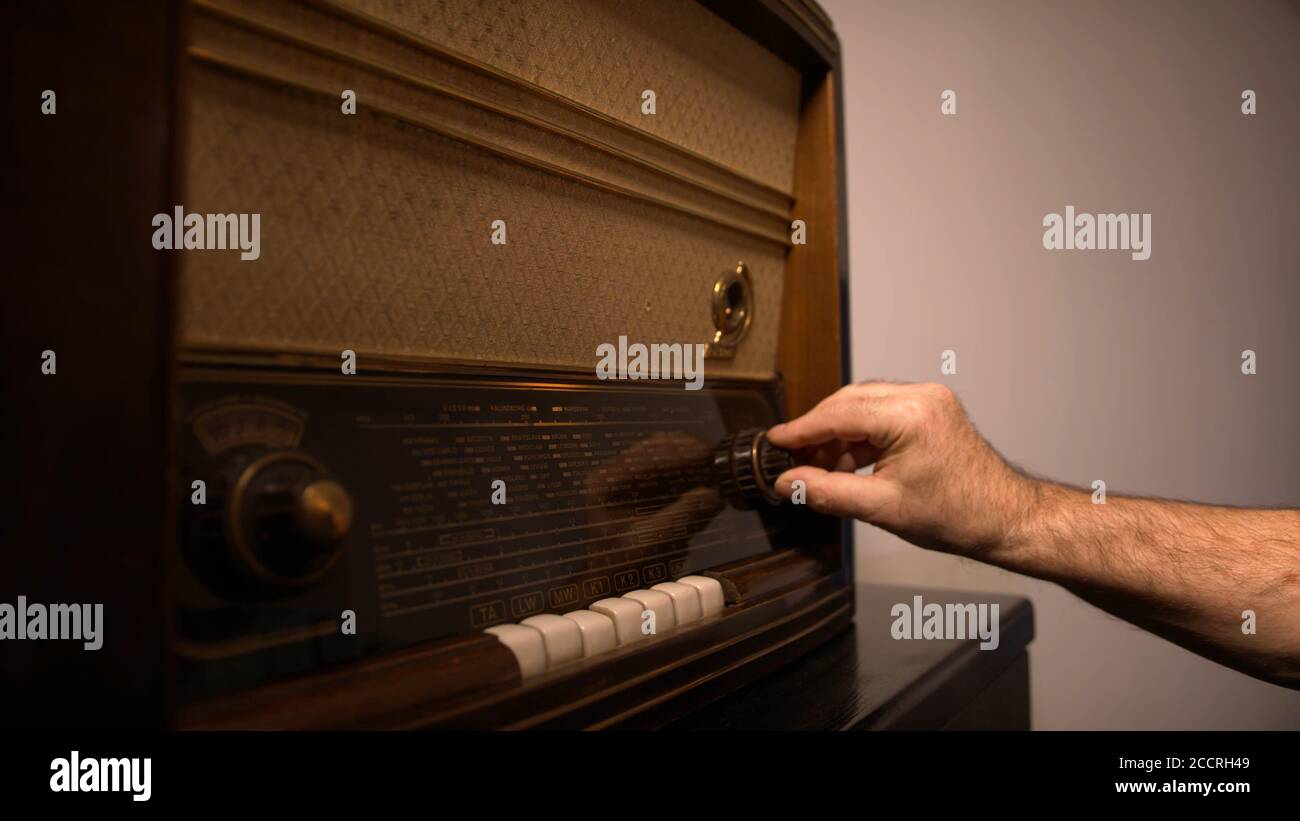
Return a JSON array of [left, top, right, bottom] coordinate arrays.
[[820, 0, 1300, 728]]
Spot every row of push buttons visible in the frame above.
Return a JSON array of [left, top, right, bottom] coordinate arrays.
[[483, 576, 726, 679]]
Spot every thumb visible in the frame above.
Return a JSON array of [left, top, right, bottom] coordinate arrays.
[[775, 465, 898, 522]]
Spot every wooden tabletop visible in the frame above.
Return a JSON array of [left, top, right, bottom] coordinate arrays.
[[667, 584, 1035, 730]]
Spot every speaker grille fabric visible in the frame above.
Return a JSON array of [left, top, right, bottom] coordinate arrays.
[[180, 69, 785, 377], [177, 0, 797, 378], [339, 0, 802, 193]]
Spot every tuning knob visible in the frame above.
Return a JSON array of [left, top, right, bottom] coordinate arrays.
[[227, 451, 352, 588], [712, 428, 795, 508]]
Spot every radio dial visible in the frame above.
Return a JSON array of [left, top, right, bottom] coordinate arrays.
[[227, 451, 352, 588], [713, 428, 795, 508]]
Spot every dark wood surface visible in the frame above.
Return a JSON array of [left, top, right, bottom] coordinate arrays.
[[179, 633, 521, 730], [668, 584, 1035, 730], [3, 0, 176, 730]]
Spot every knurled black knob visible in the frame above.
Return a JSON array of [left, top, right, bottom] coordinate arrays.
[[712, 428, 795, 507]]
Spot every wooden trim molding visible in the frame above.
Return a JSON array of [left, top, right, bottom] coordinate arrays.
[[779, 70, 845, 417]]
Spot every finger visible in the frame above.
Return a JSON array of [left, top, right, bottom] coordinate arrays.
[[837, 442, 884, 472], [774, 465, 899, 522], [769, 394, 908, 451], [776, 382, 906, 429], [769, 382, 911, 452], [802, 440, 881, 472], [803, 439, 851, 470], [831, 450, 857, 472]]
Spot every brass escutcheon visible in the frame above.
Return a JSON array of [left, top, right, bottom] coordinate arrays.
[[707, 261, 753, 359]]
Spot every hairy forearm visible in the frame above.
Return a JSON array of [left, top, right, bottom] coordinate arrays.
[[996, 481, 1300, 687], [769, 382, 1300, 687]]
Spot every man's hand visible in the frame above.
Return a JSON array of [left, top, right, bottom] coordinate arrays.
[[769, 380, 1300, 689], [769, 381, 1036, 558]]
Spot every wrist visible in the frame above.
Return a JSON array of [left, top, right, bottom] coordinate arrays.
[[998, 474, 1058, 562]]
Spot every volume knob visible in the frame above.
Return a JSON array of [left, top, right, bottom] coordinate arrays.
[[228, 451, 352, 588], [712, 428, 795, 508], [295, 478, 354, 547]]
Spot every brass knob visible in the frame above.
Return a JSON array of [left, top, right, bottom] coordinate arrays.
[[706, 262, 753, 359], [227, 451, 351, 588], [295, 478, 354, 548]]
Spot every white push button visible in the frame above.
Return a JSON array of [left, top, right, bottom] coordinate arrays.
[[623, 589, 676, 634], [590, 597, 645, 645], [520, 614, 583, 668], [651, 581, 703, 625], [484, 624, 547, 679], [562, 609, 618, 657], [677, 575, 725, 617]]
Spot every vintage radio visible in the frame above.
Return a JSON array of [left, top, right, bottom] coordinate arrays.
[[7, 0, 849, 729]]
